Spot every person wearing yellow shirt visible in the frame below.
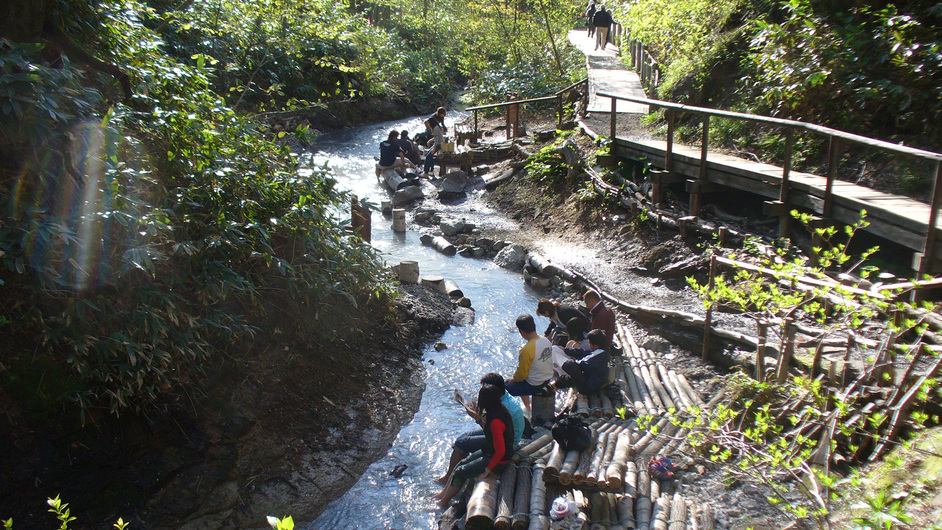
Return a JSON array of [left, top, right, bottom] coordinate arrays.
[[505, 314, 554, 411]]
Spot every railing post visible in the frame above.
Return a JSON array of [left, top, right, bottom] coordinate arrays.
[[557, 93, 563, 128], [824, 135, 841, 217], [610, 96, 617, 140], [702, 254, 718, 361], [473, 109, 479, 141], [689, 114, 709, 216], [665, 107, 675, 174], [918, 160, 942, 279], [779, 128, 794, 237]]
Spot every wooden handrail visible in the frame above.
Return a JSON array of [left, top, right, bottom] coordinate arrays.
[[554, 77, 589, 97], [466, 96, 558, 112], [597, 92, 942, 163]]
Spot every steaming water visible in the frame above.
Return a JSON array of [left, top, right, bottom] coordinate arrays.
[[306, 115, 543, 529]]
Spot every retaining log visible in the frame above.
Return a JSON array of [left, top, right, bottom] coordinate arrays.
[[640, 420, 681, 457], [512, 463, 532, 530], [466, 476, 499, 529], [495, 464, 517, 530], [421, 275, 444, 291], [528, 253, 559, 277], [632, 416, 671, 457], [527, 466, 549, 530], [586, 431, 610, 487], [675, 373, 705, 408], [531, 391, 556, 426], [699, 504, 715, 530], [687, 501, 699, 530], [392, 208, 407, 232]]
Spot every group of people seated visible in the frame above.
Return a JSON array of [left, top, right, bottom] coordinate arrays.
[[376, 107, 448, 177], [431, 290, 619, 507]]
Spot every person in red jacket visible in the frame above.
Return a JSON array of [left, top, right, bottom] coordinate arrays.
[[432, 383, 514, 508], [583, 290, 616, 345]]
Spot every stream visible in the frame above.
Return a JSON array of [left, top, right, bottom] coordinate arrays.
[[305, 114, 547, 529]]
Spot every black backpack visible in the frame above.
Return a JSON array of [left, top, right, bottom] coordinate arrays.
[[552, 414, 591, 451]]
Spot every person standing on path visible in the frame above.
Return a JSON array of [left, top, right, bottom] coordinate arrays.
[[593, 5, 613, 51], [423, 106, 447, 175], [584, 1, 597, 37]]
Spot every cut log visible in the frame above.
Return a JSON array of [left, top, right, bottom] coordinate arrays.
[[641, 420, 681, 457], [617, 494, 636, 530], [668, 493, 686, 530], [526, 465, 549, 530], [586, 431, 610, 487], [544, 443, 566, 479], [635, 496, 652, 530], [466, 476, 499, 529], [421, 275, 445, 291], [392, 208, 407, 232], [632, 416, 671, 457], [512, 463, 532, 530], [624, 460, 639, 498], [558, 450, 582, 485], [528, 252, 559, 277], [515, 432, 554, 462], [495, 464, 517, 530], [675, 373, 705, 408], [398, 260, 419, 283], [443, 279, 464, 298], [652, 495, 670, 530], [604, 430, 634, 489], [698, 504, 715, 530], [429, 236, 457, 256], [687, 501, 699, 530]]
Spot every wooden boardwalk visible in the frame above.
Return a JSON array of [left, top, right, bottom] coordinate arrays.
[[569, 35, 942, 272], [567, 30, 647, 115]]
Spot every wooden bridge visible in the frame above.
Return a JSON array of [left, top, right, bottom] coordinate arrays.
[[588, 92, 942, 276]]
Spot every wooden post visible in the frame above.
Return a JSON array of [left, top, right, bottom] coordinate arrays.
[[918, 160, 942, 279], [610, 96, 617, 140], [824, 136, 841, 217], [842, 332, 855, 387], [718, 226, 728, 247], [701, 254, 718, 361], [391, 208, 406, 233], [665, 108, 675, 175], [474, 109, 479, 142], [755, 320, 768, 381], [779, 128, 794, 237], [690, 114, 710, 216], [557, 93, 563, 128], [776, 318, 796, 384]]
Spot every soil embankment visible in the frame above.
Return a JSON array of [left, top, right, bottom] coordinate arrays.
[[0, 284, 456, 529]]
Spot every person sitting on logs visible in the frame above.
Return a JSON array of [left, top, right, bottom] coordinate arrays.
[[397, 129, 423, 166], [551, 317, 591, 375], [376, 129, 414, 177], [548, 329, 611, 396], [431, 383, 514, 508], [505, 314, 554, 411], [434, 373, 525, 487], [536, 298, 589, 343], [583, 289, 616, 346]]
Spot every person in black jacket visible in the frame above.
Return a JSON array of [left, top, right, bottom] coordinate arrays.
[[551, 329, 611, 395], [536, 299, 589, 342], [593, 5, 613, 51]]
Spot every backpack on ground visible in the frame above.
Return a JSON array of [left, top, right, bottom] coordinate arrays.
[[551, 414, 591, 451]]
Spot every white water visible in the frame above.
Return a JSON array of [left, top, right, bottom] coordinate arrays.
[[307, 116, 544, 529]]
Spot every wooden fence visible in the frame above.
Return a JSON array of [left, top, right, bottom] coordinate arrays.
[[466, 78, 589, 140]]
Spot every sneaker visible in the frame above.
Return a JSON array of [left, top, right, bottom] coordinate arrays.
[[534, 381, 555, 397]]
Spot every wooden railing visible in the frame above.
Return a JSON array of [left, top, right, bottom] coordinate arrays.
[[466, 78, 589, 140], [626, 40, 659, 90], [598, 91, 942, 276]]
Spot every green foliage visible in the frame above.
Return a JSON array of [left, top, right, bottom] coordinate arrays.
[[618, 0, 745, 95], [2, 496, 128, 529], [0, 0, 389, 416], [526, 133, 580, 188], [266, 515, 295, 530], [749, 0, 942, 145], [851, 489, 914, 530]]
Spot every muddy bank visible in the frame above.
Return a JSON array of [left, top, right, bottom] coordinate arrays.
[[0, 284, 456, 529]]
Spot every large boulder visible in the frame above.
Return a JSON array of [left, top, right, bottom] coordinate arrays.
[[494, 243, 528, 271], [440, 170, 469, 193], [440, 219, 466, 237]]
